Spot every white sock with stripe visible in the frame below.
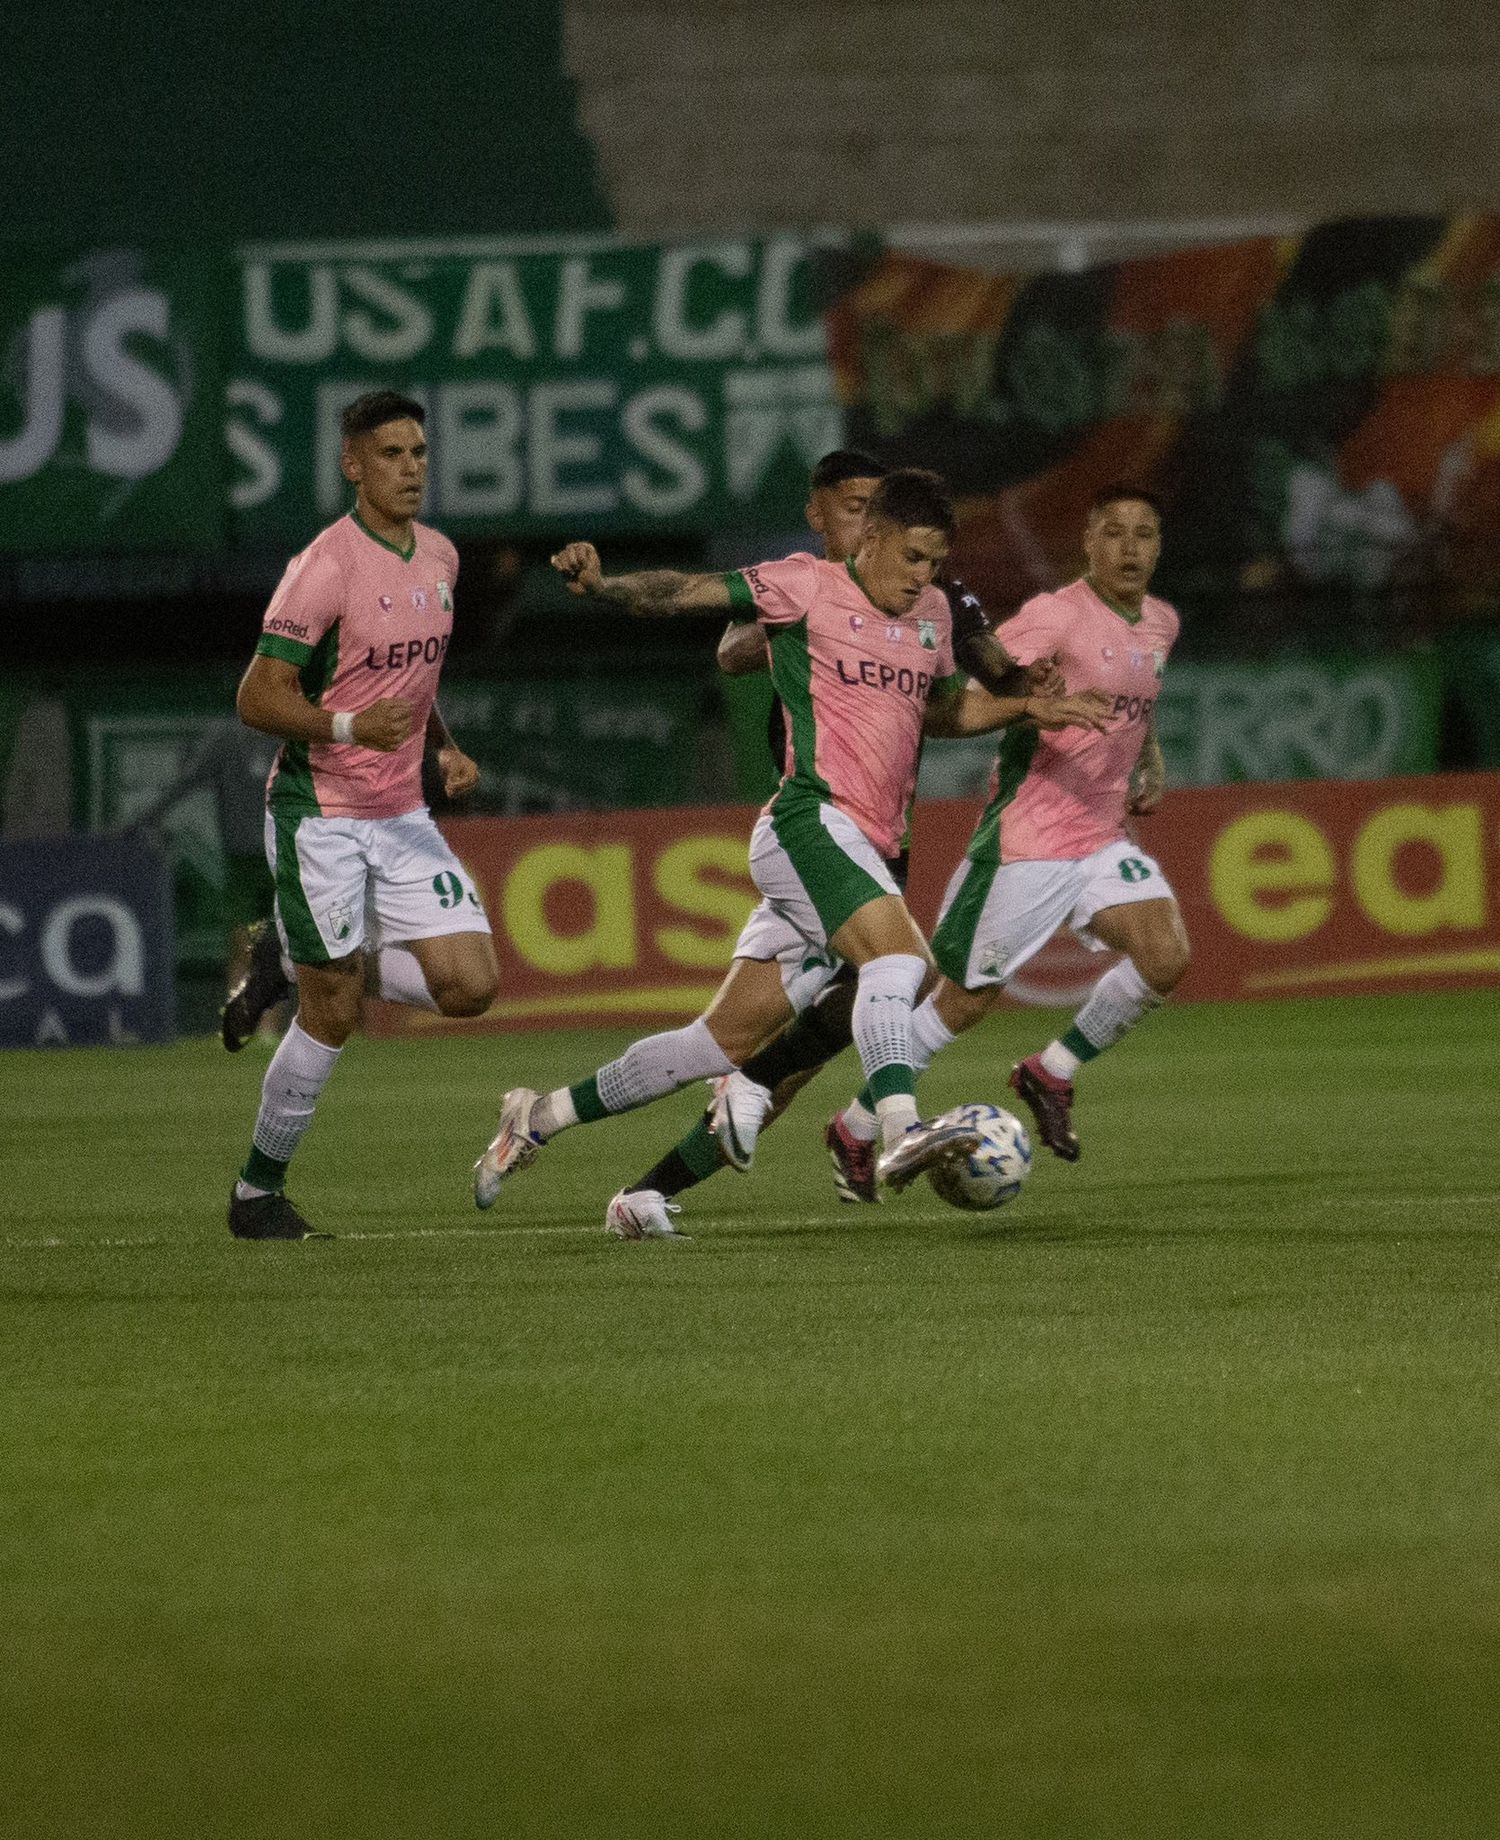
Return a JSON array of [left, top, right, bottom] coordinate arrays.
[[851, 953, 926, 1148], [236, 1019, 342, 1197]]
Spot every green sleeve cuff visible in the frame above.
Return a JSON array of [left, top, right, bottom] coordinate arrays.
[[256, 632, 315, 667], [723, 570, 757, 623]]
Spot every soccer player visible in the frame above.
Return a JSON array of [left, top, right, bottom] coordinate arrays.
[[829, 484, 1189, 1178], [472, 469, 1098, 1234], [618, 571, 1092, 1224], [226, 390, 499, 1240]]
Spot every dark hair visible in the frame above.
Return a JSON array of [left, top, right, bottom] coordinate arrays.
[[341, 390, 426, 441], [867, 467, 956, 539], [810, 448, 888, 490], [1089, 481, 1164, 521]]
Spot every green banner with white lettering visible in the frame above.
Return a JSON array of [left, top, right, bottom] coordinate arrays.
[[0, 247, 227, 552], [226, 235, 844, 544]]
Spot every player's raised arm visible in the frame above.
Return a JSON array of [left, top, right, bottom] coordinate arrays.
[[550, 542, 733, 618], [924, 680, 1113, 739], [236, 654, 412, 752]]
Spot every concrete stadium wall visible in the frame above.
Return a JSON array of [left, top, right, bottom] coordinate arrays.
[[565, 0, 1499, 241]]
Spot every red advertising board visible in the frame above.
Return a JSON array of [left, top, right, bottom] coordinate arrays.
[[367, 774, 1500, 1035]]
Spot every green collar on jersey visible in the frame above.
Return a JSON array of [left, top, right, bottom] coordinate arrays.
[[352, 509, 416, 562], [845, 557, 896, 616], [1083, 575, 1144, 624]]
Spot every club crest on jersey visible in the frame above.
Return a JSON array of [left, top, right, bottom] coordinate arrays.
[[1152, 650, 1167, 677], [886, 624, 903, 644], [918, 620, 937, 650], [411, 589, 429, 612], [437, 579, 453, 612], [848, 614, 865, 632]]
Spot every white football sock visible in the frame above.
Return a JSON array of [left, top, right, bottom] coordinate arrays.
[[851, 953, 926, 1148], [1039, 1039, 1083, 1082], [1071, 960, 1163, 1056], [909, 994, 956, 1074], [583, 1017, 734, 1122], [839, 1097, 880, 1143], [248, 1019, 342, 1167], [531, 1086, 579, 1142]]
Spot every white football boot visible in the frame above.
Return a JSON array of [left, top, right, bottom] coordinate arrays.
[[709, 1071, 775, 1173], [875, 1115, 984, 1193], [473, 1088, 544, 1209], [605, 1188, 688, 1240]]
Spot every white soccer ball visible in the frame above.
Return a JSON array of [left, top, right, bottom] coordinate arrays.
[[926, 1103, 1033, 1212]]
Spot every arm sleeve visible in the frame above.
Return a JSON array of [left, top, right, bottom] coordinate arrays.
[[255, 545, 343, 667], [991, 592, 1064, 668], [943, 576, 991, 649], [727, 553, 821, 628]]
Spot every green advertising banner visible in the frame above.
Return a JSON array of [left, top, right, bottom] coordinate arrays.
[[226, 234, 845, 545], [437, 671, 703, 813], [0, 246, 227, 552], [1154, 653, 1443, 785], [909, 650, 1443, 804]]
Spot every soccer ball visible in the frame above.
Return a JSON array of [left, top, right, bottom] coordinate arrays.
[[926, 1103, 1033, 1212]]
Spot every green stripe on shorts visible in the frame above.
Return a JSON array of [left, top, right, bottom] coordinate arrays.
[[931, 854, 999, 986], [271, 811, 331, 965], [769, 786, 890, 941]]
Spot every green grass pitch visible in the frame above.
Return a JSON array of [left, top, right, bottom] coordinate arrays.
[[3, 990, 1499, 1838]]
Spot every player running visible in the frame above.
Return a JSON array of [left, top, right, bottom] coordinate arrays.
[[829, 484, 1189, 1181], [471, 469, 1107, 1234], [226, 390, 499, 1240], [615, 567, 1091, 1228]]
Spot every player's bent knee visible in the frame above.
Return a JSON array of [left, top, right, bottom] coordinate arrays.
[[1137, 935, 1190, 995], [433, 972, 499, 1017]]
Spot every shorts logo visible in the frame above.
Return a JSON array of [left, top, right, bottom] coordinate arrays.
[[849, 614, 865, 632], [918, 620, 937, 650], [886, 624, 903, 644], [1118, 858, 1153, 883], [411, 589, 429, 611], [437, 579, 453, 612], [378, 595, 394, 614], [978, 939, 1003, 978], [325, 900, 354, 943]]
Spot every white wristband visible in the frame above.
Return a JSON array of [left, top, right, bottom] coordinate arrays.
[[331, 711, 355, 744]]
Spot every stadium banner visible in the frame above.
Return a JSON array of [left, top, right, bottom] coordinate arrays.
[[824, 649, 1446, 811], [0, 246, 228, 553], [226, 234, 846, 544], [366, 770, 1500, 1036], [438, 673, 702, 813], [0, 834, 176, 1048], [826, 215, 1500, 604]]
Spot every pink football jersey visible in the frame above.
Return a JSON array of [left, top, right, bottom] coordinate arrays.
[[728, 554, 962, 859], [983, 576, 1179, 861], [255, 513, 459, 819]]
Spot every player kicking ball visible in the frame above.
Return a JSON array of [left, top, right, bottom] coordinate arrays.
[[226, 391, 499, 1239], [472, 470, 1104, 1234], [830, 484, 1189, 1174]]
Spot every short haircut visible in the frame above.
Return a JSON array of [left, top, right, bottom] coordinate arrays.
[[866, 467, 956, 539], [1089, 481, 1164, 521], [341, 390, 426, 442], [810, 448, 888, 491]]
